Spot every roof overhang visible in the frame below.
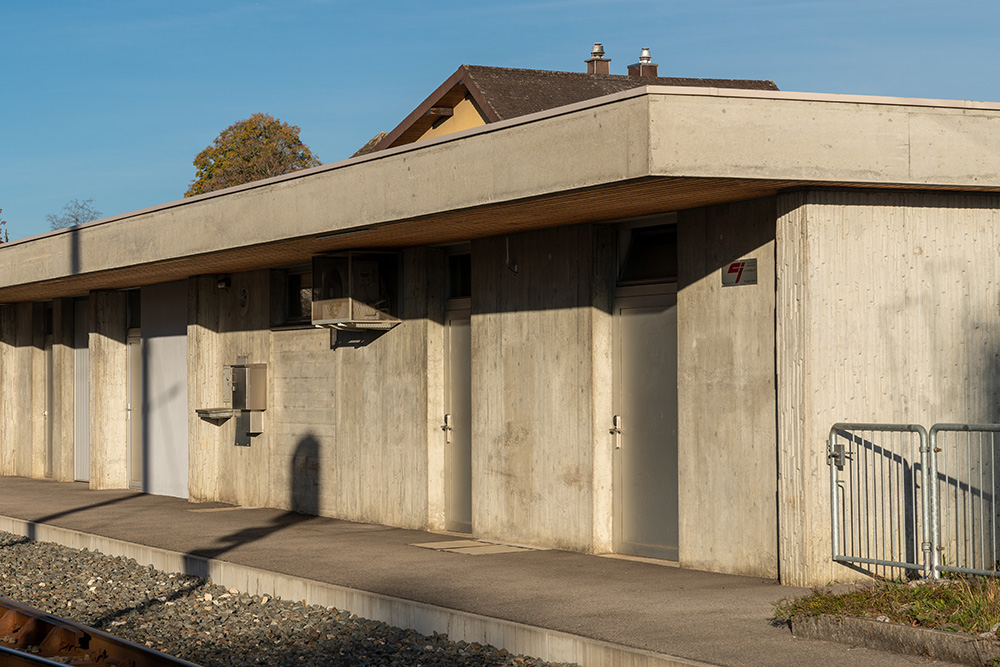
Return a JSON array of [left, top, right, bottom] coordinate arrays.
[[3, 86, 1000, 303]]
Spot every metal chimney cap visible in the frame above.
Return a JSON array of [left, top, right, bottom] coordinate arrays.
[[591, 42, 606, 59], [639, 47, 652, 64]]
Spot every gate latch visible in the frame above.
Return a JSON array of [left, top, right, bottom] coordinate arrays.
[[828, 443, 846, 470]]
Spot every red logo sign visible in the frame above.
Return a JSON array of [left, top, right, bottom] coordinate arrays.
[[728, 262, 746, 283], [722, 259, 757, 287]]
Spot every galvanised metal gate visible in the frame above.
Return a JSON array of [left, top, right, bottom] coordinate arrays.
[[829, 423, 1000, 579]]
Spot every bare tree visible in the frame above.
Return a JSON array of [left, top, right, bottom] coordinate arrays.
[[46, 199, 102, 230]]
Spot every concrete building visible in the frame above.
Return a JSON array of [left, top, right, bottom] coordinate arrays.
[[3, 46, 1000, 586]]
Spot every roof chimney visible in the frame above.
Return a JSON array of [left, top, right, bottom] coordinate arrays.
[[627, 47, 658, 78], [585, 42, 611, 75]]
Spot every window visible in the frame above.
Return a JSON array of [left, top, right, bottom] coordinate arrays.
[[617, 223, 678, 285], [270, 265, 313, 327], [448, 253, 471, 299]]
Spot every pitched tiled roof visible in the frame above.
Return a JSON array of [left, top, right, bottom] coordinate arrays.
[[366, 64, 779, 154], [462, 65, 779, 121]]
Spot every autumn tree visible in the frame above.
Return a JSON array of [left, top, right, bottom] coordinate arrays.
[[185, 113, 321, 197], [46, 198, 102, 230]]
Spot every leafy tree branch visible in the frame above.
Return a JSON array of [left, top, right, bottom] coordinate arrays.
[[185, 113, 321, 197]]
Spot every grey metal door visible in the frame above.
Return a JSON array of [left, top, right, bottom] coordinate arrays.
[[613, 290, 679, 560], [127, 328, 143, 490], [444, 307, 472, 533], [73, 298, 90, 482]]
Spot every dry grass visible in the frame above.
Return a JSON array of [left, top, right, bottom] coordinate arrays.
[[774, 577, 1000, 636]]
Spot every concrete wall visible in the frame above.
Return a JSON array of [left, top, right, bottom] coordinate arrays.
[[471, 225, 614, 551], [29, 303, 46, 479], [187, 251, 437, 529], [0, 304, 55, 479], [776, 189, 1000, 586], [269, 249, 436, 528], [677, 198, 778, 578], [188, 271, 273, 508], [89, 291, 128, 489], [0, 305, 20, 475]]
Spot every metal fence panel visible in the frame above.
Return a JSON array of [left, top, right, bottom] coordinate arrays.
[[828, 423, 929, 579], [930, 424, 1000, 577]]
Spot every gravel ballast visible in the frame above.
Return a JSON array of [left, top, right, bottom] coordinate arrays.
[[0, 532, 577, 667]]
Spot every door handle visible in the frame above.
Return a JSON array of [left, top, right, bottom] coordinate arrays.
[[610, 415, 622, 449], [442, 413, 453, 444]]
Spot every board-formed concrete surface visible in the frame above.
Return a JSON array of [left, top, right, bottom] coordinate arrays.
[[0, 477, 964, 667]]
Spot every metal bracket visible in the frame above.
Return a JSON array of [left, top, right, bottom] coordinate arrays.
[[828, 442, 846, 470]]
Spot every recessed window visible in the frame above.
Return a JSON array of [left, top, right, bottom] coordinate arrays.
[[448, 253, 471, 299], [126, 289, 141, 329], [618, 224, 678, 285], [270, 265, 313, 327], [43, 302, 53, 337]]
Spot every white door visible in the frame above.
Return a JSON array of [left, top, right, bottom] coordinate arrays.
[[613, 289, 679, 560], [127, 328, 143, 490], [444, 306, 472, 533]]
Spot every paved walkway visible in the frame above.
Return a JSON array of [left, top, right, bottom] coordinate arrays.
[[0, 477, 957, 666]]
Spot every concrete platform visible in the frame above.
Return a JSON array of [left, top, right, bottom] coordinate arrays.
[[0, 477, 959, 667]]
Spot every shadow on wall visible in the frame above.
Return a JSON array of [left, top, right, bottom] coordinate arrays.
[[71, 224, 81, 276], [291, 433, 320, 515], [331, 328, 388, 349], [183, 433, 322, 576]]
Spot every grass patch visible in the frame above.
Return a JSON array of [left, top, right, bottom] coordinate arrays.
[[774, 578, 1000, 637]]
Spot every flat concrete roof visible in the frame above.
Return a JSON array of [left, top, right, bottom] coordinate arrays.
[[3, 86, 1000, 302]]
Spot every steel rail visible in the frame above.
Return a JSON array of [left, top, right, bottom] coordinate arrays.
[[0, 595, 201, 667]]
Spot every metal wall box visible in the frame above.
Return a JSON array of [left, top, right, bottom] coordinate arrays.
[[312, 252, 401, 331], [232, 364, 267, 411], [247, 410, 263, 435]]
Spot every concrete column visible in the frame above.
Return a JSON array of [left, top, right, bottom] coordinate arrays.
[[471, 225, 603, 551], [590, 225, 615, 553], [14, 303, 34, 477], [89, 290, 128, 489], [776, 189, 1000, 586], [0, 305, 17, 475], [423, 248, 447, 532], [677, 198, 778, 578], [30, 302, 46, 479], [51, 298, 76, 481]]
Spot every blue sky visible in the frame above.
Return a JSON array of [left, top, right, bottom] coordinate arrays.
[[2, 0, 998, 241]]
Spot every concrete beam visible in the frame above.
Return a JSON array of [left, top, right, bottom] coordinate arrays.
[[4, 88, 1000, 301]]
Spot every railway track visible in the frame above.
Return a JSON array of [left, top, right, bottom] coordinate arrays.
[[0, 596, 200, 666]]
